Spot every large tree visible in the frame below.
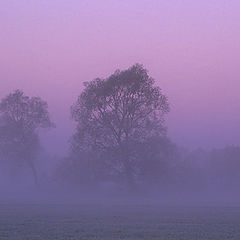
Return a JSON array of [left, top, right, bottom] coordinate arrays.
[[71, 64, 169, 187], [0, 90, 54, 186]]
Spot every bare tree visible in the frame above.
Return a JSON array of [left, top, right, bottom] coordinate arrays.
[[71, 64, 169, 188], [0, 90, 54, 186]]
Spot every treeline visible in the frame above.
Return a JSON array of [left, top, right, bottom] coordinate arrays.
[[0, 64, 239, 195]]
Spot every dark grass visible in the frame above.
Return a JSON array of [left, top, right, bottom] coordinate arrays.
[[0, 203, 240, 240]]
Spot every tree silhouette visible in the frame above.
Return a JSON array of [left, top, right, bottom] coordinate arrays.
[[71, 64, 169, 188], [0, 90, 54, 186]]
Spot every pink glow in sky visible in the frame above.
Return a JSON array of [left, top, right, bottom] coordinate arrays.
[[1, 0, 240, 155]]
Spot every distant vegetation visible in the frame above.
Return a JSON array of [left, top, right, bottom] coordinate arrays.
[[0, 64, 240, 196], [0, 90, 54, 186]]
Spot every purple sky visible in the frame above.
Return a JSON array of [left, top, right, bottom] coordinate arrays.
[[1, 0, 240, 155]]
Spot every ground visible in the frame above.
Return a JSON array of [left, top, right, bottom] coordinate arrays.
[[0, 203, 240, 239]]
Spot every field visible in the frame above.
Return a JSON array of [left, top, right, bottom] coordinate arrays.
[[0, 202, 240, 240]]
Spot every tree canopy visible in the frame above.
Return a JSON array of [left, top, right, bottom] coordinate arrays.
[[0, 90, 54, 185], [71, 64, 170, 187]]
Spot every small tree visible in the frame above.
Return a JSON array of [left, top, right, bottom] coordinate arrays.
[[71, 64, 169, 188], [0, 90, 54, 186]]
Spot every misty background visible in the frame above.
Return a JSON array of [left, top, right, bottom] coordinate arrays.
[[1, 0, 240, 155], [1, 0, 240, 202]]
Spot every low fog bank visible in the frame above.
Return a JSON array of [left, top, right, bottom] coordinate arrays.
[[1, 67, 240, 207], [1, 145, 240, 206]]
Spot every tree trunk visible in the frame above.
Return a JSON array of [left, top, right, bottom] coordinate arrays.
[[28, 160, 39, 187], [119, 137, 136, 191], [123, 155, 136, 191]]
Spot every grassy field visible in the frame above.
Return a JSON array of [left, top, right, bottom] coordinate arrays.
[[0, 203, 240, 239]]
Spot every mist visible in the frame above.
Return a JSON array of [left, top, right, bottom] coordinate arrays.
[[1, 1, 240, 239], [0, 66, 240, 207]]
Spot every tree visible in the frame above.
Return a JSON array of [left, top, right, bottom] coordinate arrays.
[[71, 64, 169, 188], [0, 90, 54, 186], [137, 136, 178, 187]]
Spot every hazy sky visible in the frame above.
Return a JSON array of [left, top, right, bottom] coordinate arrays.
[[1, 0, 240, 155]]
